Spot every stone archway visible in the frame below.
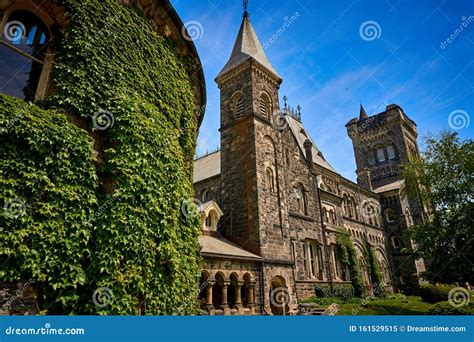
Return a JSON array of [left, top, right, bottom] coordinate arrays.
[[269, 276, 289, 316]]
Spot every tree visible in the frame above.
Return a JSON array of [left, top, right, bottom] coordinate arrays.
[[403, 131, 473, 284]]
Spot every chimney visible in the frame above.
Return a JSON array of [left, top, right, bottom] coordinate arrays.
[[303, 139, 314, 171], [356, 167, 372, 190]]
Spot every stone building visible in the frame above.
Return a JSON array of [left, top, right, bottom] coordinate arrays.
[[193, 9, 425, 315]]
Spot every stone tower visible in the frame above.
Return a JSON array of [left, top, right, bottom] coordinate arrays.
[[346, 104, 427, 291], [215, 10, 297, 312]]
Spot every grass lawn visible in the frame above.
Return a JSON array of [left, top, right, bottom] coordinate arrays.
[[337, 296, 434, 315]]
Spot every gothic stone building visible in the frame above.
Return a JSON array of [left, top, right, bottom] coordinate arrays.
[[193, 11, 426, 315]]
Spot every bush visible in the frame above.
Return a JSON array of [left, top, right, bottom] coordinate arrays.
[[427, 301, 474, 315], [419, 284, 456, 303], [315, 284, 355, 300]]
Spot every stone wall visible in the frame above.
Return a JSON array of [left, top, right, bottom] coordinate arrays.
[[0, 280, 38, 315]]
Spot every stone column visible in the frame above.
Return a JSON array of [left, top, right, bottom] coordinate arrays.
[[204, 281, 215, 311], [234, 283, 242, 306], [246, 283, 255, 306], [221, 282, 230, 315]]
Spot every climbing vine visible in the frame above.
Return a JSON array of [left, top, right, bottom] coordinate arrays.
[[336, 229, 365, 297], [1, 0, 201, 314], [366, 243, 384, 295]]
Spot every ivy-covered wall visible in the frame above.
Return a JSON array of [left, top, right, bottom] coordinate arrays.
[[0, 0, 201, 314]]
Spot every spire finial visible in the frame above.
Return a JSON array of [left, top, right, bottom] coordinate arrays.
[[243, 0, 249, 17]]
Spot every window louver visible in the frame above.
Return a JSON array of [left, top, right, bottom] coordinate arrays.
[[235, 97, 244, 118]]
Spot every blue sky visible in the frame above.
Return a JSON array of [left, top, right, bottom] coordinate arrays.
[[172, 0, 474, 181]]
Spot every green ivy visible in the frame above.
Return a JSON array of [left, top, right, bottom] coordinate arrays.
[[336, 229, 365, 297], [366, 243, 384, 295], [1, 0, 201, 314]]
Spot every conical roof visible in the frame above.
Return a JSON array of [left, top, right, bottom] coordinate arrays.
[[216, 14, 280, 80], [359, 104, 369, 120]]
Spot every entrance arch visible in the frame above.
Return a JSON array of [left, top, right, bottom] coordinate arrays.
[[269, 276, 289, 315]]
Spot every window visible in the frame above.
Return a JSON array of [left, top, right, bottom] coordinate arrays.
[[304, 241, 323, 279], [294, 184, 307, 215], [1, 10, 51, 101], [259, 93, 271, 118], [322, 208, 328, 223], [265, 168, 275, 192], [387, 145, 396, 160], [231, 92, 244, 119], [201, 189, 209, 202], [343, 194, 349, 216], [391, 236, 402, 250], [368, 151, 376, 165], [385, 208, 396, 223], [302, 242, 309, 277], [376, 148, 385, 162]]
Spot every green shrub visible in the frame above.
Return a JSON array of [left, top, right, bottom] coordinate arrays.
[[315, 283, 355, 300], [419, 284, 456, 303], [427, 301, 474, 315]]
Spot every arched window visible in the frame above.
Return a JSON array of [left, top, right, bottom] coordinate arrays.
[[259, 93, 271, 118], [294, 184, 307, 215], [343, 194, 349, 216], [376, 147, 386, 163], [205, 209, 219, 229], [329, 209, 336, 224], [265, 167, 275, 192], [1, 10, 52, 101], [231, 92, 244, 119], [322, 208, 328, 223], [201, 189, 209, 202], [387, 144, 396, 160], [367, 151, 376, 165]]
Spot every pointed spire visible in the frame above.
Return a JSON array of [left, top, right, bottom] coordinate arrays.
[[216, 5, 281, 80], [243, 0, 249, 18], [359, 103, 369, 120]]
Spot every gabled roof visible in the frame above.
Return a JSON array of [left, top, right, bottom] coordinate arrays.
[[286, 115, 337, 173], [216, 14, 280, 80], [199, 235, 261, 261], [193, 150, 221, 183]]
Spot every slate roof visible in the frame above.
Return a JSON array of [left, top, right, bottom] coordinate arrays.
[[193, 150, 221, 183], [286, 115, 338, 173], [199, 235, 261, 261], [373, 180, 405, 193], [216, 15, 280, 79]]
